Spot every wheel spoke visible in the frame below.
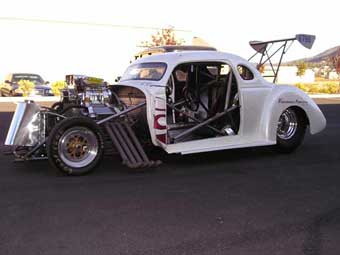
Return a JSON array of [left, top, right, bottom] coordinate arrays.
[[58, 127, 98, 168], [277, 109, 298, 140]]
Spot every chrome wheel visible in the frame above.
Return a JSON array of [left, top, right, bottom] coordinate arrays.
[[277, 108, 298, 140], [58, 127, 98, 168]]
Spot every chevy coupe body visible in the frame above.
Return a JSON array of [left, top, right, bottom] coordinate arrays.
[[5, 49, 326, 175]]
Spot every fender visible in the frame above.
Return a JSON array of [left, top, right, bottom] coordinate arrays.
[[260, 85, 326, 142]]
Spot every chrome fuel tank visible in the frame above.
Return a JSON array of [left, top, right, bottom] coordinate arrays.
[[5, 101, 44, 146]]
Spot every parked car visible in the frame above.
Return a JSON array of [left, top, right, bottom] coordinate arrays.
[[0, 73, 53, 97]]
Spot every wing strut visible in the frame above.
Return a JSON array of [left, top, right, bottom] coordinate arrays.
[[248, 34, 316, 83]]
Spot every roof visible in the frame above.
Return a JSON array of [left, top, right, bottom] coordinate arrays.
[[133, 51, 248, 66], [120, 51, 264, 86], [10, 73, 41, 76], [134, 45, 217, 60]]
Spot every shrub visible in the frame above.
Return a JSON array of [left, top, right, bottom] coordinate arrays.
[[18, 80, 34, 96], [51, 81, 67, 96], [326, 83, 340, 94], [295, 82, 340, 94], [296, 62, 307, 76], [295, 83, 310, 93]]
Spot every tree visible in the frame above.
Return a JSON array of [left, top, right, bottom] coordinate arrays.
[[140, 26, 185, 47], [296, 62, 307, 77], [51, 80, 67, 96], [330, 48, 340, 74], [257, 64, 265, 74], [18, 80, 34, 97], [330, 48, 340, 93]]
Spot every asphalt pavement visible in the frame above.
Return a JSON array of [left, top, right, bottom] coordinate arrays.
[[0, 99, 339, 255]]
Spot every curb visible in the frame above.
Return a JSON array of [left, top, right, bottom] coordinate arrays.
[[0, 96, 60, 103], [309, 94, 340, 99], [0, 95, 339, 102]]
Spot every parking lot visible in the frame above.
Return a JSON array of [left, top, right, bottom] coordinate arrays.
[[0, 98, 339, 255]]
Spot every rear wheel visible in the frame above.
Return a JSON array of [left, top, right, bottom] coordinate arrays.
[[47, 117, 104, 175], [276, 107, 307, 153]]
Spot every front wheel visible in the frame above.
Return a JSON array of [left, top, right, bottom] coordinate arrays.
[[276, 107, 307, 153], [47, 117, 104, 175]]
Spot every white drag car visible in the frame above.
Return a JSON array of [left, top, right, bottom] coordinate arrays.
[[5, 40, 326, 175]]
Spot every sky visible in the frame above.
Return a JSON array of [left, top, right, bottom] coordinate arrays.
[[0, 0, 339, 82]]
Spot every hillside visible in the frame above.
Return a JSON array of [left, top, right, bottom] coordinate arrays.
[[287, 45, 340, 65]]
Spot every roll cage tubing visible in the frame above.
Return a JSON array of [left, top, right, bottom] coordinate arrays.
[[167, 65, 238, 143]]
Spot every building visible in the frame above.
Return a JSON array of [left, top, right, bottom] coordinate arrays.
[[327, 71, 339, 80], [263, 66, 315, 84]]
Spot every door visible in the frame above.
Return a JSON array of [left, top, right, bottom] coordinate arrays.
[[235, 64, 272, 138]]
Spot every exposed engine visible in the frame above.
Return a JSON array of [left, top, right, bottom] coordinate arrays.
[[57, 75, 118, 117], [5, 75, 149, 165]]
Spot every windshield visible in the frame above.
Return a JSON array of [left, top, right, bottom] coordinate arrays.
[[12, 74, 44, 85], [121, 62, 167, 81]]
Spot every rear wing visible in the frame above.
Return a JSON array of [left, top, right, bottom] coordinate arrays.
[[248, 34, 316, 83]]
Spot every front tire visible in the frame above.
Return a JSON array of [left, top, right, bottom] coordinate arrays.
[[276, 107, 307, 153], [47, 117, 104, 175]]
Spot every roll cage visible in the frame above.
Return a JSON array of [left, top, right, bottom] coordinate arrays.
[[165, 61, 240, 144]]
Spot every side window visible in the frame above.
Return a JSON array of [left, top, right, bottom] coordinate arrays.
[[237, 65, 254, 80], [206, 64, 230, 76], [174, 69, 187, 82]]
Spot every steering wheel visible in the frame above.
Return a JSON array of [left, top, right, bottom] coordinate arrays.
[[183, 86, 200, 112]]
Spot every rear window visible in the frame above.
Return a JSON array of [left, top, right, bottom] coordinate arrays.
[[121, 62, 167, 81], [237, 65, 254, 80]]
